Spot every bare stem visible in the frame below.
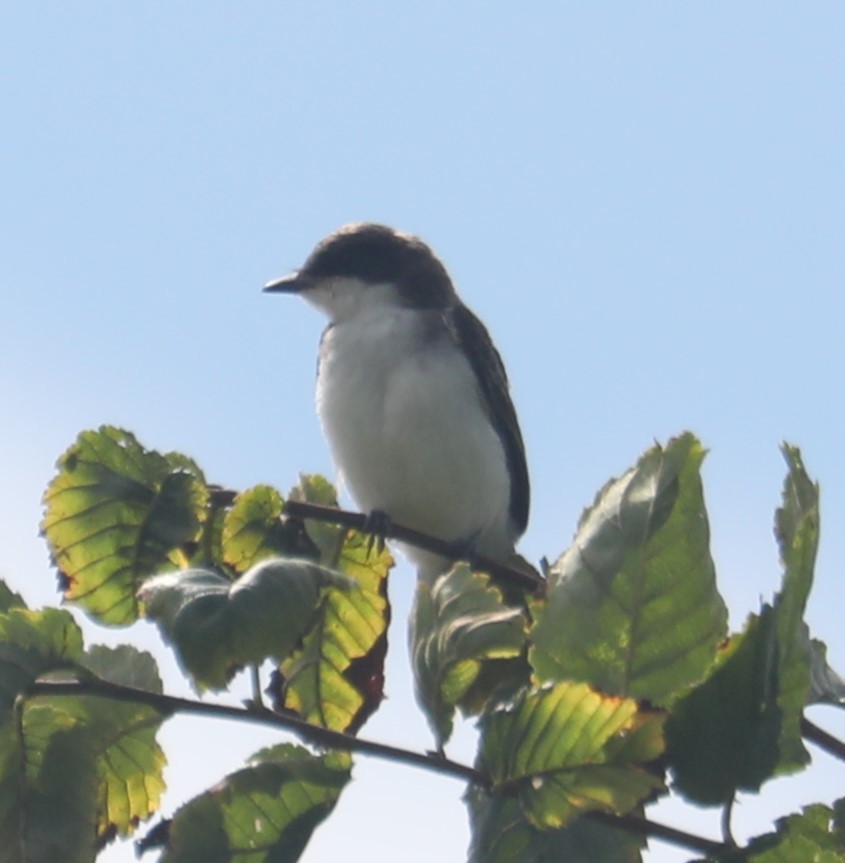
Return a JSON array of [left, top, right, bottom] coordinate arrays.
[[802, 716, 845, 761], [27, 677, 726, 857], [283, 499, 546, 594]]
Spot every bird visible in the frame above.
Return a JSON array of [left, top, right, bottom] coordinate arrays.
[[264, 222, 529, 582]]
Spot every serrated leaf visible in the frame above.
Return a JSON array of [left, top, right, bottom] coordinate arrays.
[[479, 682, 665, 830], [41, 427, 209, 624], [74, 645, 167, 837], [711, 802, 845, 862], [808, 639, 845, 706], [287, 474, 346, 566], [531, 434, 727, 705], [410, 563, 527, 746], [467, 791, 643, 863], [665, 608, 781, 805], [25, 694, 166, 845], [157, 744, 351, 863], [78, 644, 163, 693], [0, 607, 88, 863], [0, 580, 26, 614], [0, 625, 166, 860], [0, 607, 83, 716], [0, 711, 100, 863], [141, 559, 350, 691], [221, 485, 318, 573], [278, 529, 391, 733], [770, 444, 820, 772]]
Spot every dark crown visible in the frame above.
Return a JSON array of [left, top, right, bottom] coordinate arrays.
[[301, 223, 456, 308]]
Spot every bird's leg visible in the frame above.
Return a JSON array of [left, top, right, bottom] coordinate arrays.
[[362, 508, 392, 556]]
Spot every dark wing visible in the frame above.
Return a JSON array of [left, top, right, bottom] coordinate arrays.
[[449, 303, 530, 536]]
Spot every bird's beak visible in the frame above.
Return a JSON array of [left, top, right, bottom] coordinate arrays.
[[262, 272, 313, 294]]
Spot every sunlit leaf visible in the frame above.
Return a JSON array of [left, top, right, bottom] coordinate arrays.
[[531, 434, 727, 705], [41, 427, 209, 624], [411, 563, 527, 746], [0, 607, 83, 715], [278, 529, 391, 733], [0, 615, 166, 860], [141, 559, 350, 691], [221, 485, 318, 573], [479, 682, 664, 830], [158, 744, 351, 863], [286, 474, 347, 565]]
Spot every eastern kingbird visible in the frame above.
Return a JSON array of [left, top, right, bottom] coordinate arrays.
[[264, 223, 529, 581]]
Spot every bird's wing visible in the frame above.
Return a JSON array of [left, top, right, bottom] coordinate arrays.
[[448, 303, 530, 536]]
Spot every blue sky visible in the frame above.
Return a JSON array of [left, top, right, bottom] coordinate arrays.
[[2, 4, 844, 862]]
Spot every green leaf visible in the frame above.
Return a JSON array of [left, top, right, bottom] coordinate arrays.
[[467, 791, 643, 863], [0, 607, 84, 716], [479, 681, 665, 830], [78, 643, 163, 693], [41, 427, 209, 624], [410, 563, 527, 746], [808, 638, 845, 706], [286, 474, 347, 566], [0, 621, 166, 860], [278, 528, 391, 733], [158, 744, 351, 863], [0, 607, 88, 863], [665, 607, 782, 805], [0, 711, 99, 863], [24, 695, 166, 846], [75, 645, 166, 838], [141, 559, 350, 691], [666, 446, 823, 806], [221, 485, 318, 573], [531, 433, 727, 705], [770, 444, 820, 771], [0, 580, 25, 614], [709, 802, 845, 862]]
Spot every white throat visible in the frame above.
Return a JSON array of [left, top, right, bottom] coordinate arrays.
[[313, 292, 516, 578]]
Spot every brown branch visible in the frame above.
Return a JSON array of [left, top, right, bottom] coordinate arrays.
[[588, 811, 727, 856], [802, 716, 845, 761], [28, 678, 483, 786], [27, 678, 726, 858], [282, 499, 546, 594]]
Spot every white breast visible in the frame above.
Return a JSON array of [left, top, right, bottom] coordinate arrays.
[[315, 303, 515, 571]]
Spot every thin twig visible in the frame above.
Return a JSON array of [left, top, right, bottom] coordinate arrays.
[[802, 716, 845, 761], [27, 678, 726, 857], [283, 499, 546, 594], [27, 678, 483, 786], [588, 811, 727, 857]]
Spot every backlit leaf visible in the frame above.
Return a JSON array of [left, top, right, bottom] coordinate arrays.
[[41, 427, 208, 624], [479, 681, 664, 830], [222, 485, 318, 573], [531, 433, 727, 705], [278, 529, 391, 733], [411, 563, 526, 746]]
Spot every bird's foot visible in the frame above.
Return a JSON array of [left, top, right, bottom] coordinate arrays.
[[362, 509, 392, 557]]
